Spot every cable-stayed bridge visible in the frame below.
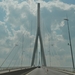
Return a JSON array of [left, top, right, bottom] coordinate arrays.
[[0, 3, 75, 75]]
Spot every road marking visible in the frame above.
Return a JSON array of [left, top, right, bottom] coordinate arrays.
[[21, 71, 31, 75], [26, 71, 31, 75], [26, 68, 38, 75], [21, 72, 26, 75], [25, 69, 34, 75]]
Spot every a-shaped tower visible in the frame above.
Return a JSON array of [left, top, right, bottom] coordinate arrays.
[[31, 3, 46, 66]]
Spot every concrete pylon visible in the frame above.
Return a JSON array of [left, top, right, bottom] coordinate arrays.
[[31, 3, 46, 66]]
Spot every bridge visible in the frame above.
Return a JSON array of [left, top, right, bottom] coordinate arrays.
[[0, 3, 75, 75]]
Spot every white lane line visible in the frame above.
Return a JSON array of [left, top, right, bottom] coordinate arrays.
[[26, 68, 38, 75], [21, 72, 25, 75]]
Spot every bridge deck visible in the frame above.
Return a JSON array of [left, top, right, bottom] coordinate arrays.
[[0, 67, 75, 75]]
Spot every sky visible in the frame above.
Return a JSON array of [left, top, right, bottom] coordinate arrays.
[[0, 0, 75, 68]]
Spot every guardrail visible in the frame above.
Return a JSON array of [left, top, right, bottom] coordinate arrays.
[[0, 67, 32, 71], [47, 67, 74, 72]]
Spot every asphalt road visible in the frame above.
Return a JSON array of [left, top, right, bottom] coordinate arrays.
[[26, 67, 69, 75]]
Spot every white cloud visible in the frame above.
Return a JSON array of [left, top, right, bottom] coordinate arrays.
[[46, 0, 75, 10]]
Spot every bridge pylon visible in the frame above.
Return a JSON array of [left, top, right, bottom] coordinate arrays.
[[31, 3, 46, 66]]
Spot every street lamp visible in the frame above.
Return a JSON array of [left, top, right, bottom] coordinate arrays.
[[64, 18, 75, 70]]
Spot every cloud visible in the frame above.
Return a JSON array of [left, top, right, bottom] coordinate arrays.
[[0, 21, 9, 39]]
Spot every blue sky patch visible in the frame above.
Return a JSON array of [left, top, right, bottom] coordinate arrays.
[[0, 0, 2, 2], [43, 0, 50, 2], [0, 7, 6, 22], [60, 0, 75, 4]]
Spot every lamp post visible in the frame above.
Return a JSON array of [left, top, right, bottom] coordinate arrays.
[[64, 18, 75, 70]]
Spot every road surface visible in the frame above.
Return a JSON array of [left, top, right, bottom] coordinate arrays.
[[26, 67, 69, 75]]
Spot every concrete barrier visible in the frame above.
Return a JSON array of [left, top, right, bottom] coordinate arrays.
[[0, 67, 36, 75]]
